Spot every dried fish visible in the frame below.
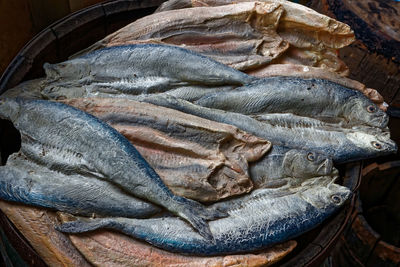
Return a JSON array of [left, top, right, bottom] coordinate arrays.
[[194, 77, 388, 129], [155, 0, 355, 74], [246, 64, 385, 110], [58, 177, 351, 255], [42, 44, 254, 100], [0, 153, 161, 218]]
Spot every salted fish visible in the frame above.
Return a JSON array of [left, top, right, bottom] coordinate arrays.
[[0, 153, 161, 218], [72, 2, 289, 70], [137, 94, 397, 163], [0, 98, 226, 239], [247, 64, 385, 110], [194, 77, 389, 129], [61, 97, 271, 202], [61, 224, 296, 267], [155, 0, 355, 74], [58, 177, 351, 255], [41, 44, 254, 100]]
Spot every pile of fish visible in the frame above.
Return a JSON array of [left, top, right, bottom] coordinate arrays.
[[0, 0, 397, 264]]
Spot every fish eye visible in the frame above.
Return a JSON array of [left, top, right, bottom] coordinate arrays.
[[331, 195, 341, 204], [371, 141, 382, 149], [307, 152, 315, 161], [367, 105, 376, 113]]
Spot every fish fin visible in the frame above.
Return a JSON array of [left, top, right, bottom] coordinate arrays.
[[56, 218, 109, 234], [175, 198, 228, 240]]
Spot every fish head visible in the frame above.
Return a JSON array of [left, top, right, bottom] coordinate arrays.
[[300, 178, 351, 210], [44, 59, 90, 81], [0, 98, 20, 122], [41, 84, 87, 100], [283, 149, 336, 178], [345, 96, 389, 128], [345, 130, 398, 160]]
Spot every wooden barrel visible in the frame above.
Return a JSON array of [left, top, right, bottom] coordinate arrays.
[[308, 0, 400, 108], [0, 1, 361, 266], [330, 160, 400, 267]]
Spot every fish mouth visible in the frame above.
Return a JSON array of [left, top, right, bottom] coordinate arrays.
[[369, 113, 389, 128], [316, 159, 333, 175]]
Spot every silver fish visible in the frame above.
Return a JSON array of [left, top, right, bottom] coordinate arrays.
[[0, 153, 161, 218], [41, 44, 254, 100], [137, 94, 397, 163], [0, 98, 226, 240], [57, 177, 351, 255], [194, 77, 389, 129]]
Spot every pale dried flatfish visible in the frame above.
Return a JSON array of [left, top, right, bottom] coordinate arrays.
[[269, 46, 350, 75], [57, 177, 351, 255], [0, 201, 90, 267], [156, 0, 355, 49], [155, 0, 355, 74], [72, 2, 289, 70], [246, 64, 386, 110], [61, 97, 271, 202], [0, 98, 227, 240], [58, 213, 296, 267]]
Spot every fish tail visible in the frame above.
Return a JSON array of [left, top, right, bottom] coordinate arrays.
[[174, 197, 228, 240]]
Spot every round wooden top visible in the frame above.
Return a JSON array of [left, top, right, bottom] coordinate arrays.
[[328, 0, 400, 63]]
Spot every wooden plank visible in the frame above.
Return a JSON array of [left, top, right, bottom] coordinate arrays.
[[280, 243, 322, 267], [69, 0, 105, 12], [331, 236, 365, 267], [51, 5, 106, 60], [19, 28, 58, 81], [0, 210, 46, 267], [344, 215, 381, 265], [368, 241, 400, 267], [0, 56, 31, 92], [308, 0, 400, 108]]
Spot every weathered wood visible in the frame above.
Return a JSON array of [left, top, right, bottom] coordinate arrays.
[[309, 0, 400, 108], [330, 159, 400, 266], [0, 201, 91, 267], [0, 209, 46, 267], [360, 161, 400, 209], [368, 241, 400, 267], [19, 29, 58, 82], [51, 5, 107, 60]]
